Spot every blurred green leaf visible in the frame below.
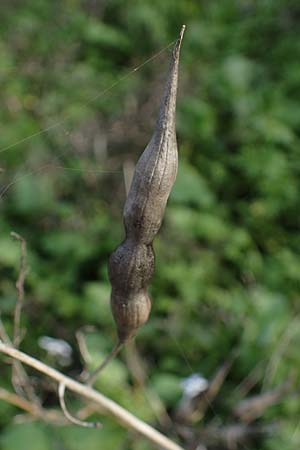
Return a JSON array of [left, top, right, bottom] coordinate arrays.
[[171, 161, 215, 207], [1, 423, 51, 450], [151, 373, 182, 406]]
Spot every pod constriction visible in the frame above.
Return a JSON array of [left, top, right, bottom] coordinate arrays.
[[109, 26, 185, 343]]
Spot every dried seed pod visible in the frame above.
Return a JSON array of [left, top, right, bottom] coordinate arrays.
[[87, 26, 185, 385], [124, 29, 184, 245], [109, 241, 154, 341], [109, 25, 185, 343]]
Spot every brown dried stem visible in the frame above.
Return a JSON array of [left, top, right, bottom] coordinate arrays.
[[233, 380, 293, 422], [10, 232, 27, 348], [75, 326, 95, 367], [0, 387, 41, 417], [9, 232, 37, 403], [85, 341, 123, 386], [0, 317, 40, 406], [58, 382, 101, 428], [125, 340, 174, 430], [0, 341, 185, 450], [0, 387, 66, 425]]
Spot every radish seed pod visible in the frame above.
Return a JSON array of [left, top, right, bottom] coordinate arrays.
[[109, 26, 185, 343]]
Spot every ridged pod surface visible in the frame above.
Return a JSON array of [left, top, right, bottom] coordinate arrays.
[[109, 26, 185, 343]]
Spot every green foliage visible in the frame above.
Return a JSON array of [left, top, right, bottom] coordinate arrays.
[[1, 423, 51, 450], [1, 0, 300, 449]]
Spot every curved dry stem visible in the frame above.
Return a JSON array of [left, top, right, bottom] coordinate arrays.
[[58, 382, 101, 428]]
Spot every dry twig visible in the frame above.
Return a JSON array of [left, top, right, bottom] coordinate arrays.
[[85, 341, 123, 386], [0, 341, 185, 450], [0, 317, 40, 405], [10, 232, 27, 348], [1, 232, 41, 405], [196, 423, 276, 450], [0, 387, 66, 425], [125, 340, 174, 430], [75, 326, 95, 368], [58, 382, 101, 428], [233, 380, 293, 422], [0, 387, 40, 417]]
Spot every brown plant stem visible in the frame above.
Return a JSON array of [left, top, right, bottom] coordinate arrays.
[[58, 382, 101, 428], [0, 387, 41, 416], [0, 387, 67, 425], [0, 317, 40, 405], [10, 232, 27, 348], [85, 341, 123, 386], [0, 341, 186, 450]]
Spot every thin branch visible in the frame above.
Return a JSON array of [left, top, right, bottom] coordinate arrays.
[[233, 380, 293, 422], [196, 423, 276, 449], [0, 341, 186, 450], [84, 341, 123, 386], [10, 232, 27, 348], [75, 326, 96, 367], [0, 387, 68, 425], [58, 382, 101, 428], [9, 232, 39, 404], [125, 340, 175, 430], [0, 387, 41, 416], [0, 317, 40, 405]]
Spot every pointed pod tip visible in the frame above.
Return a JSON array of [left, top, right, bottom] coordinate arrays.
[[180, 24, 186, 38], [173, 25, 186, 59]]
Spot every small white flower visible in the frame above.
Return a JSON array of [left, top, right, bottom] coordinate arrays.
[[181, 373, 209, 398], [38, 336, 72, 366]]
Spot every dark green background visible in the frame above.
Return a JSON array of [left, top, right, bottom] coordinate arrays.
[[1, 1, 300, 449]]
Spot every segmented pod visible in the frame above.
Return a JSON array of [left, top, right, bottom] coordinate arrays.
[[109, 26, 185, 343]]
